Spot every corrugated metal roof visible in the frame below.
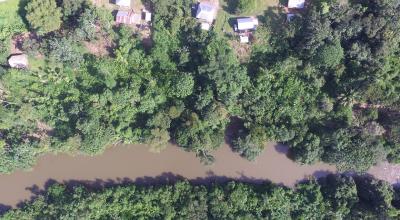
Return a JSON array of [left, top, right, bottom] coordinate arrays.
[[117, 11, 129, 17], [288, 0, 305, 8], [237, 18, 257, 31], [116, 0, 131, 7], [196, 2, 216, 23]]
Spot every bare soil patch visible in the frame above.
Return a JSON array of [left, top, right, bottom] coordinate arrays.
[[84, 36, 114, 57]]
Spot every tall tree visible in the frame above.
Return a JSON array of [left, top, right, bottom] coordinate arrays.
[[25, 0, 62, 35]]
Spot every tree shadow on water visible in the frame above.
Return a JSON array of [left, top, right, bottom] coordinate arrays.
[[0, 204, 12, 216]]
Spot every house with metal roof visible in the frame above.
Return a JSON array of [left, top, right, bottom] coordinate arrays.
[[236, 17, 259, 32], [288, 0, 305, 9], [116, 0, 131, 7], [196, 2, 217, 24], [116, 10, 141, 24]]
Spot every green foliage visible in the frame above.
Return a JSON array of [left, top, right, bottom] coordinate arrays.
[[0, 0, 399, 173], [233, 135, 264, 161], [167, 73, 194, 98], [25, 0, 62, 35], [3, 175, 399, 219], [0, 0, 27, 41], [75, 6, 114, 41], [314, 40, 344, 68], [322, 128, 387, 171], [46, 37, 84, 66], [0, 0, 27, 64], [61, 0, 89, 22], [235, 0, 259, 14]]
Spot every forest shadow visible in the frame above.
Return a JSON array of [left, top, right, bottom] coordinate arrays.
[[224, 117, 247, 156], [0, 204, 12, 216], [295, 170, 336, 185], [274, 144, 290, 154]]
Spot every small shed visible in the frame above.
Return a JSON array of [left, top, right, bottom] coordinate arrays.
[[143, 11, 152, 22], [196, 2, 216, 23], [288, 0, 305, 9], [240, 36, 249, 43], [201, 22, 211, 30], [8, 54, 28, 69], [237, 18, 258, 31], [116, 0, 131, 7]]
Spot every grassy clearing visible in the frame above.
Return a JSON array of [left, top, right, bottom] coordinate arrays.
[[0, 0, 27, 63], [0, 0, 27, 40]]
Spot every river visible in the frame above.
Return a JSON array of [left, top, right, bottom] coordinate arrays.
[[0, 143, 398, 209]]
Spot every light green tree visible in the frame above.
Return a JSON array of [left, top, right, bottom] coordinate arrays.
[[26, 0, 62, 35]]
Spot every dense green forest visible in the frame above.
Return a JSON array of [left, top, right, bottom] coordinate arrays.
[[2, 175, 400, 219], [0, 0, 399, 173]]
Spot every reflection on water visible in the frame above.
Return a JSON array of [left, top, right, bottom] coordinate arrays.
[[0, 143, 337, 207]]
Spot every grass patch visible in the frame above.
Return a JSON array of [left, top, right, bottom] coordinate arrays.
[[0, 0, 27, 40], [221, 0, 278, 17], [0, 0, 27, 64]]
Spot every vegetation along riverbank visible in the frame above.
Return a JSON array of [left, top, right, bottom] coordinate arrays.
[[2, 174, 400, 219], [0, 0, 399, 217], [0, 0, 399, 173]]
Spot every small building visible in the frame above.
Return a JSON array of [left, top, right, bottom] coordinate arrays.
[[236, 17, 259, 32], [116, 0, 131, 7], [288, 0, 305, 9], [143, 9, 152, 22], [144, 12, 151, 22], [8, 54, 28, 69], [239, 36, 249, 43], [116, 10, 141, 24], [196, 2, 217, 23], [116, 10, 134, 24]]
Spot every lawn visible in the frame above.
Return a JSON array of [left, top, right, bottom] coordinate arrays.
[[0, 0, 27, 63], [0, 0, 27, 41], [220, 0, 279, 17]]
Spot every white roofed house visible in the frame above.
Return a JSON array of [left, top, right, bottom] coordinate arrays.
[[195, 2, 217, 30], [236, 17, 259, 32], [116, 0, 131, 7], [288, 0, 305, 9]]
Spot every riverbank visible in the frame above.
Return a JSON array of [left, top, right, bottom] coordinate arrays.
[[0, 142, 399, 209]]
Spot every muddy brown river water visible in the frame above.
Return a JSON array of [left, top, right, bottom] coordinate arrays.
[[0, 143, 398, 208]]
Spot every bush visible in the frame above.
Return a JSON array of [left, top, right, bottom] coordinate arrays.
[[314, 40, 344, 68]]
